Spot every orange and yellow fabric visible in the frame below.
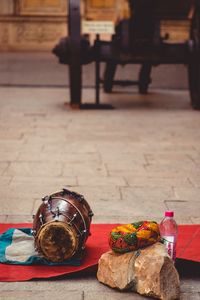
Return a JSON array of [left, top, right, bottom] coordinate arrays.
[[109, 221, 160, 253]]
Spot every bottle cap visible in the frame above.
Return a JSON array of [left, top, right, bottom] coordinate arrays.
[[165, 211, 174, 217]]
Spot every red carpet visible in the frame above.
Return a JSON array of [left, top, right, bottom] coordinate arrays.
[[0, 223, 199, 282]]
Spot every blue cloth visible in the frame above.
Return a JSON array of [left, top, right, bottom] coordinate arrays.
[[0, 228, 81, 266]]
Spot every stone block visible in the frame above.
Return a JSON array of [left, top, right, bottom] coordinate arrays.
[[4, 162, 63, 177], [0, 0, 14, 15], [125, 176, 192, 188], [120, 187, 172, 218], [180, 293, 200, 300], [0, 151, 19, 162], [5, 215, 34, 223], [0, 162, 8, 175], [62, 162, 108, 177], [165, 199, 200, 218], [77, 176, 127, 187], [0, 290, 82, 300], [0, 16, 67, 51], [84, 291, 147, 300], [18, 0, 67, 16], [0, 215, 7, 222], [97, 243, 180, 300]]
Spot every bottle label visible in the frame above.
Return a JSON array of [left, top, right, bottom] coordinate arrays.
[[162, 236, 176, 260]]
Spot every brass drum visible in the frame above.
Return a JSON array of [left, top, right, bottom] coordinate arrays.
[[32, 189, 93, 262]]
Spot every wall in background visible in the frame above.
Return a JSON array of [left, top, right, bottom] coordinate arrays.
[[0, 0, 67, 51], [0, 0, 130, 51]]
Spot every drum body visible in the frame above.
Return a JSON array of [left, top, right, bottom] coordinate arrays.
[[33, 189, 93, 262]]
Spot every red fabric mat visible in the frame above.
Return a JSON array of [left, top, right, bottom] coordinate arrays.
[[176, 224, 200, 262], [0, 223, 199, 282]]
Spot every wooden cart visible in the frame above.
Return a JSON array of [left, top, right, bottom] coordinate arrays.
[[53, 0, 200, 109]]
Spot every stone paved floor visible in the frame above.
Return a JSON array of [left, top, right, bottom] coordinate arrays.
[[0, 53, 199, 299]]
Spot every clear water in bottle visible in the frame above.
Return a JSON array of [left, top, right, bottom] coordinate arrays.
[[159, 211, 178, 261]]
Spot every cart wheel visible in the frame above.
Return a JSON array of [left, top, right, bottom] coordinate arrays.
[[188, 6, 200, 110], [138, 63, 152, 94], [103, 62, 117, 93], [68, 0, 82, 107]]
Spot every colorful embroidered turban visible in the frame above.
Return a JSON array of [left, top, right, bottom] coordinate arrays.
[[109, 221, 160, 253]]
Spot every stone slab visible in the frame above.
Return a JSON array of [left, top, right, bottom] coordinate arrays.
[[0, 163, 9, 175], [0, 290, 82, 300], [0, 0, 14, 15], [18, 0, 67, 16], [77, 176, 127, 187], [5, 215, 34, 223], [84, 291, 149, 300], [180, 294, 200, 300], [125, 176, 192, 188], [0, 16, 67, 51], [4, 162, 63, 177], [165, 199, 200, 218], [120, 186, 173, 218]]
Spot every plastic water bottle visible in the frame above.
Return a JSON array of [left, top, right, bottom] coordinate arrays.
[[159, 211, 178, 261]]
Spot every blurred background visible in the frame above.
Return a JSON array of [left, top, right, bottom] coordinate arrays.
[[0, 0, 188, 91]]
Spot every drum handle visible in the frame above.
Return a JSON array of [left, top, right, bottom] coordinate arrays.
[[51, 196, 88, 241]]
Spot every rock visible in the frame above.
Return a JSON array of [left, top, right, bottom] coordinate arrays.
[[97, 243, 180, 300]]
